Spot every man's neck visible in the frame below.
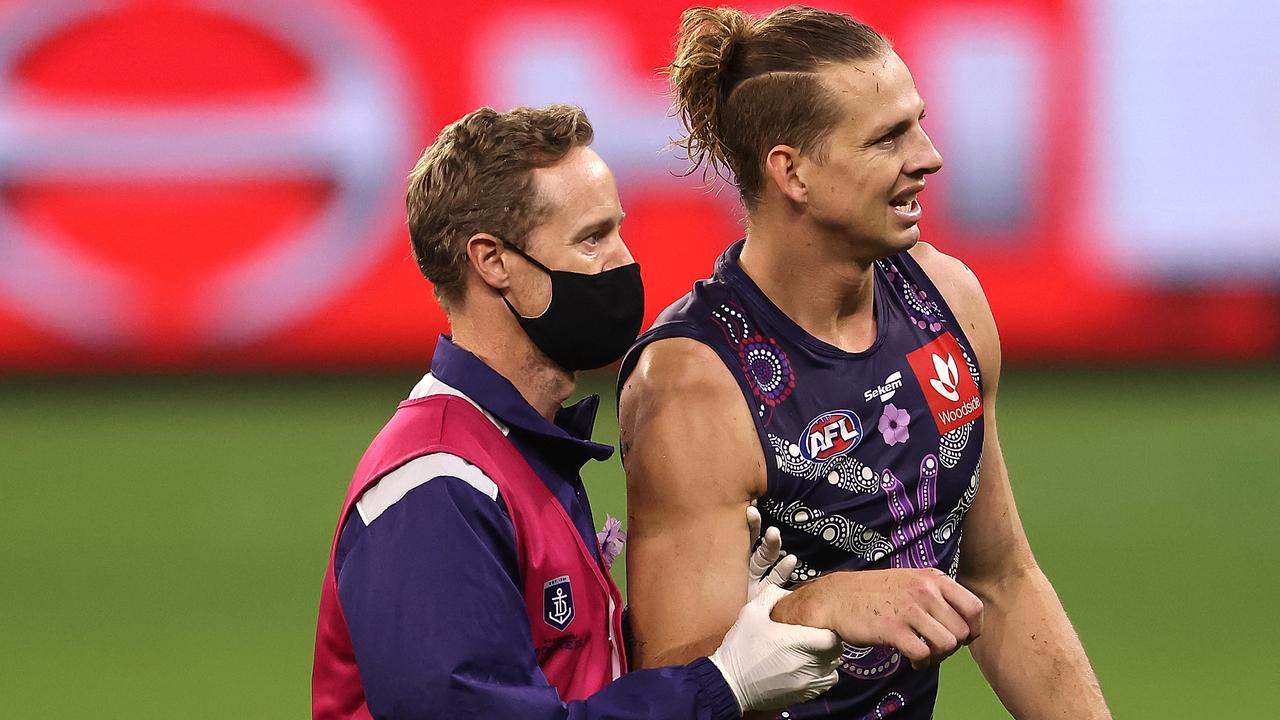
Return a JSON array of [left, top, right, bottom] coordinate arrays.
[[449, 312, 575, 421], [739, 208, 881, 354]]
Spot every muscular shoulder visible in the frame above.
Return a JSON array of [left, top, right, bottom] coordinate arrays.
[[618, 337, 766, 499], [908, 241, 1000, 378], [907, 241, 985, 327], [622, 337, 739, 403]]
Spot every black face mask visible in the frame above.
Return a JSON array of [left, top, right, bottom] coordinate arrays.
[[501, 242, 645, 371]]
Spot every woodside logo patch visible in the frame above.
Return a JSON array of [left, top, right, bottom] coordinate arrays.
[[906, 333, 982, 434]]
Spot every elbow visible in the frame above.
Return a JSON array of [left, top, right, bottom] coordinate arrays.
[[960, 555, 1044, 605]]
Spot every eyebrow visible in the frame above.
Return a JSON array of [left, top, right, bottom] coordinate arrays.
[[866, 103, 927, 143], [573, 211, 625, 240]]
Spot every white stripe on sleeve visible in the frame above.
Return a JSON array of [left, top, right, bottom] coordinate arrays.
[[355, 452, 499, 526]]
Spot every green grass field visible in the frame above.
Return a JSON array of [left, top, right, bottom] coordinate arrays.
[[2, 367, 1277, 718]]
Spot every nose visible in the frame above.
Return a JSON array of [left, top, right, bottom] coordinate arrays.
[[909, 128, 944, 177], [603, 233, 635, 271]]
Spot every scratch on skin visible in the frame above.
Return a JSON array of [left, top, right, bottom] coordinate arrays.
[[619, 422, 633, 459]]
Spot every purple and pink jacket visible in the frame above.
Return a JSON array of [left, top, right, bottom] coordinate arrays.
[[312, 336, 738, 720]]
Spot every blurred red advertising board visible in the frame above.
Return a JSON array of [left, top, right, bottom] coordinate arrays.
[[0, 0, 1275, 372]]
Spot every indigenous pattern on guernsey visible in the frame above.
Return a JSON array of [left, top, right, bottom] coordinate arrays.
[[760, 498, 893, 562], [768, 433, 880, 494], [933, 464, 980, 545], [939, 423, 972, 469], [620, 240, 986, 719]]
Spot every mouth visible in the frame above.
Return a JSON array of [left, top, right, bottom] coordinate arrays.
[[889, 182, 926, 225], [890, 197, 922, 223]]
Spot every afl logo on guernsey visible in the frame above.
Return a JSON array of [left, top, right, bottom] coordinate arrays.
[[801, 410, 864, 462], [543, 576, 575, 631]]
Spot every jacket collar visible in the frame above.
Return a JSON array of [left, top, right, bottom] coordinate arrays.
[[428, 336, 614, 463]]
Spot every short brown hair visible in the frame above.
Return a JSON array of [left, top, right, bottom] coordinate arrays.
[[669, 5, 890, 207], [406, 104, 594, 308]]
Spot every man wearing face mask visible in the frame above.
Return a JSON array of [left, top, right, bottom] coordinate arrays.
[[311, 104, 843, 720]]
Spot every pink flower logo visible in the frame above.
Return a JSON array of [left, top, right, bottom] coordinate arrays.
[[597, 515, 626, 569], [878, 403, 911, 446]]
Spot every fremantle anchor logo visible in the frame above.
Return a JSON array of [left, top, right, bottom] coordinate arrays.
[[543, 575, 575, 631]]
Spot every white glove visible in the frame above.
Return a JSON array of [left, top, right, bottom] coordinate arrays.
[[745, 504, 797, 602], [709, 583, 842, 713]]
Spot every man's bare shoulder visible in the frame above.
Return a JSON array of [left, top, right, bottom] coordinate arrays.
[[908, 241, 983, 311], [907, 241, 998, 366], [621, 336, 740, 404], [619, 337, 766, 497]]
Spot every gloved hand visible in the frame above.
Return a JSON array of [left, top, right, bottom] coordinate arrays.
[[745, 504, 797, 602], [709, 582, 842, 713]]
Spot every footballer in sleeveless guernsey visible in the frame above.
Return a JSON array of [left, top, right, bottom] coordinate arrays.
[[620, 239, 985, 719]]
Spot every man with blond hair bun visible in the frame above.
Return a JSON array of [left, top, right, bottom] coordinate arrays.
[[313, 103, 844, 719], [619, 6, 1110, 719]]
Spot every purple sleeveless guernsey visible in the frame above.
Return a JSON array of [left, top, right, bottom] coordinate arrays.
[[619, 240, 984, 719]]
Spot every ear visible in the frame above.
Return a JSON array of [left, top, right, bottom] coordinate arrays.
[[465, 233, 510, 291], [763, 144, 808, 204]]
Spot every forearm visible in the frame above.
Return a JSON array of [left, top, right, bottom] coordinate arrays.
[[967, 566, 1109, 720], [637, 633, 725, 668], [567, 659, 740, 720], [769, 581, 831, 630], [382, 657, 738, 720]]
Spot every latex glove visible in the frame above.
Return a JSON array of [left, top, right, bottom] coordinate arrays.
[[746, 503, 797, 601], [709, 582, 842, 713]]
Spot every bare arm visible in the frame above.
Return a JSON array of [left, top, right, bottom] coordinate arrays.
[[619, 337, 767, 667], [911, 242, 1110, 719]]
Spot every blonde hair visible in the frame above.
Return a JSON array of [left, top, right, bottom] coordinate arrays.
[[670, 5, 890, 206], [406, 105, 594, 308]]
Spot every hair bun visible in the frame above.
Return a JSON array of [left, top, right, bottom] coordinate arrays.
[[668, 7, 753, 184]]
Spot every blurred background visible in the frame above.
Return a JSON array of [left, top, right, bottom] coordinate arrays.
[[0, 0, 1276, 717]]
